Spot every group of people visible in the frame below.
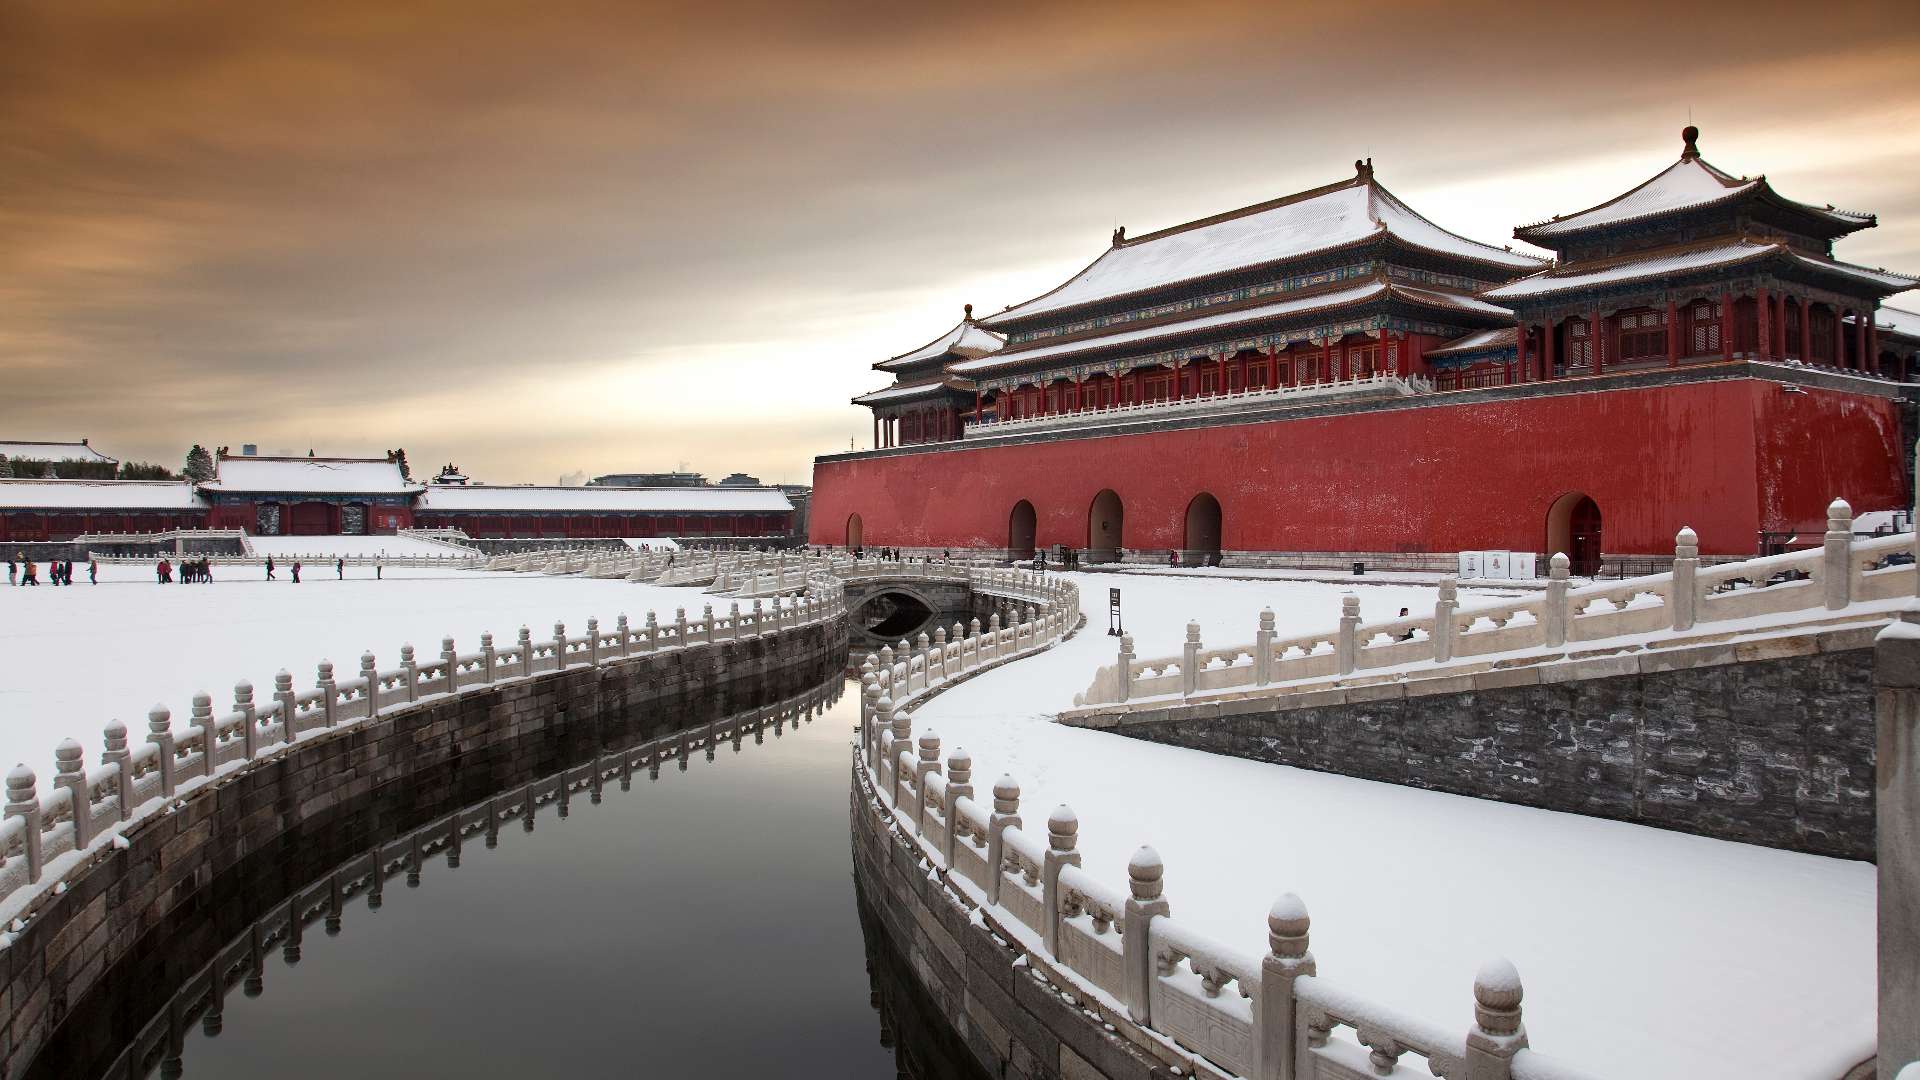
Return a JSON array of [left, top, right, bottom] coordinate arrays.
[[9, 555, 95, 586], [156, 558, 217, 584]]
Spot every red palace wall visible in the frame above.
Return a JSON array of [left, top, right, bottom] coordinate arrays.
[[811, 377, 1908, 558]]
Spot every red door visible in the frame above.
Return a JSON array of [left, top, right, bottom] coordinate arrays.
[[289, 502, 332, 535]]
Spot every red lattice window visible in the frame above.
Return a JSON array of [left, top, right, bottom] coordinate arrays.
[[1616, 309, 1666, 362], [1564, 320, 1592, 369], [1690, 302, 1722, 355]]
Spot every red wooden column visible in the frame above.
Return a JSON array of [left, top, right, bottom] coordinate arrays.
[[1774, 293, 1788, 357], [1514, 324, 1529, 383], [1216, 354, 1227, 395], [1543, 318, 1556, 379], [974, 390, 983, 425], [1870, 315, 1881, 377], [1801, 299, 1812, 365], [1755, 288, 1772, 362], [872, 414, 879, 448], [1590, 310, 1605, 377], [1835, 310, 1847, 370], [1719, 293, 1734, 362], [1857, 313, 1871, 374], [1665, 302, 1680, 367]]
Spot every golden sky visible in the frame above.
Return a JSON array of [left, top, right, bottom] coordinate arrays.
[[4, 0, 1918, 484]]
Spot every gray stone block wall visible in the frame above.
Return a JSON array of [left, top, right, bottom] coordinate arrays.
[[1071, 646, 1878, 861], [0, 615, 847, 1079], [850, 776, 1177, 1080]]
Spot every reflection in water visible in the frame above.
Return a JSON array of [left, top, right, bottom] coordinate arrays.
[[27, 675, 976, 1080]]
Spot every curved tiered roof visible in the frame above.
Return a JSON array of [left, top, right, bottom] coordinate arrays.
[[980, 164, 1542, 328], [1514, 128, 1874, 245], [874, 309, 1006, 372], [1483, 239, 1917, 302]]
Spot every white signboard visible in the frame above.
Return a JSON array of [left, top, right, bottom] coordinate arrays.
[[1484, 550, 1510, 579], [1457, 550, 1538, 580], [1509, 552, 1538, 579], [1458, 551, 1484, 579]]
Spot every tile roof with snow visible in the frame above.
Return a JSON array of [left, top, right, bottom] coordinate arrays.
[[1482, 240, 1918, 302], [955, 279, 1509, 375], [980, 166, 1542, 328], [0, 479, 202, 509], [0, 440, 117, 465], [1514, 129, 1874, 244], [852, 379, 972, 406], [1427, 327, 1518, 357], [415, 485, 793, 514], [200, 456, 423, 495], [875, 313, 1006, 372], [1877, 306, 1920, 343]]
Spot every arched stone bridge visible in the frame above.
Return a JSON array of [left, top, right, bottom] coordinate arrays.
[[835, 563, 1076, 653]]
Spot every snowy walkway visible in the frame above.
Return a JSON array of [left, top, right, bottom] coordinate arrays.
[[0, 564, 712, 769], [242, 534, 474, 558], [906, 570, 1875, 1080]]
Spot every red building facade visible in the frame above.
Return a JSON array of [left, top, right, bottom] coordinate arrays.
[[815, 130, 1918, 565]]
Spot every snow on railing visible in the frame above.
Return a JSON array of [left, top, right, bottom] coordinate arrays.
[[1078, 498, 1920, 707], [965, 373, 1431, 439], [89, 551, 483, 569], [94, 677, 842, 1077], [858, 604, 1599, 1080], [0, 582, 849, 922]]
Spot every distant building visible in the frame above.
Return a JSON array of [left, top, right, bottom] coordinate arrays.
[[590, 471, 707, 487], [0, 439, 119, 481], [717, 472, 761, 486], [432, 463, 470, 485]]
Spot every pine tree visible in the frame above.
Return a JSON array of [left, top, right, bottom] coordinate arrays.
[[183, 445, 215, 483], [0, 455, 11, 479], [391, 447, 412, 482]]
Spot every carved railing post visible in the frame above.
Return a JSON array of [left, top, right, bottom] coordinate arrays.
[[148, 704, 177, 797], [1042, 805, 1082, 958], [317, 661, 338, 726], [985, 775, 1021, 905], [1123, 845, 1169, 1026], [914, 731, 941, 834], [190, 691, 217, 776], [442, 635, 460, 693], [1114, 633, 1135, 702], [1254, 608, 1276, 685], [644, 611, 659, 653], [273, 671, 297, 742], [1544, 554, 1570, 647], [1826, 497, 1854, 610], [1876, 620, 1920, 1074], [1464, 960, 1527, 1080], [400, 646, 419, 701], [587, 617, 601, 667], [54, 739, 92, 851], [875, 695, 898, 800], [360, 652, 380, 717], [102, 720, 132, 820], [232, 681, 258, 761], [942, 747, 972, 869], [1336, 594, 1360, 674], [1253, 894, 1315, 1080], [889, 695, 912, 807], [1668, 527, 1700, 631], [5, 765, 42, 884], [552, 622, 567, 668], [1182, 621, 1202, 696]]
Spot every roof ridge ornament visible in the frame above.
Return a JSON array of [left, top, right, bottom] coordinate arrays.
[[1681, 125, 1700, 160], [963, 303, 973, 321], [1111, 226, 1126, 247], [1354, 157, 1374, 180]]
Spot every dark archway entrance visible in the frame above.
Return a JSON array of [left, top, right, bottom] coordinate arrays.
[[1546, 492, 1603, 575], [846, 512, 864, 551], [1182, 493, 1222, 565], [1087, 490, 1123, 563], [1008, 500, 1037, 561]]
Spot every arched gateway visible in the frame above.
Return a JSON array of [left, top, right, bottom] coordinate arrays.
[[1546, 492, 1603, 576], [1087, 489, 1124, 563], [846, 512, 864, 551], [1008, 500, 1037, 560], [1183, 493, 1222, 565]]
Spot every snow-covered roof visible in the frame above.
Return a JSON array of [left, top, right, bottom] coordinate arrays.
[[875, 316, 1006, 372], [415, 485, 793, 514], [852, 380, 970, 406], [201, 456, 422, 494], [0, 440, 116, 464], [981, 170, 1541, 327], [1876, 306, 1920, 341], [1515, 132, 1874, 242], [1482, 240, 1917, 302], [1428, 327, 1518, 357], [958, 281, 1388, 372], [0, 479, 201, 509]]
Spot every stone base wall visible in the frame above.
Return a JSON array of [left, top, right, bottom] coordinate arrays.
[[851, 773, 1176, 1080], [1, 615, 847, 1079], [1066, 629, 1878, 860]]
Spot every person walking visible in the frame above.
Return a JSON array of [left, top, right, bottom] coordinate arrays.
[[336, 557, 344, 580], [265, 555, 276, 581], [6, 557, 14, 586], [157, 558, 170, 584], [21, 560, 37, 586], [291, 560, 301, 584], [88, 559, 98, 585], [375, 558, 383, 580]]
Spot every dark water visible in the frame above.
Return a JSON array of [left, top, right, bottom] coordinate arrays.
[[34, 677, 982, 1080]]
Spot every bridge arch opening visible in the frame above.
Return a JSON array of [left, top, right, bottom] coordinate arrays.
[[1008, 500, 1037, 561], [1546, 492, 1603, 576], [857, 590, 936, 640], [1087, 490, 1124, 563], [845, 512, 864, 551], [1183, 492, 1222, 565]]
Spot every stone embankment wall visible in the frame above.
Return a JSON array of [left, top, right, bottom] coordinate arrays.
[[1068, 626, 1879, 860], [0, 614, 847, 1079]]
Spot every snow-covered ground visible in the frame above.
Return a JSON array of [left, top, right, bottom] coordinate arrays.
[[244, 534, 473, 558], [0, 564, 712, 770], [907, 569, 1876, 1080]]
